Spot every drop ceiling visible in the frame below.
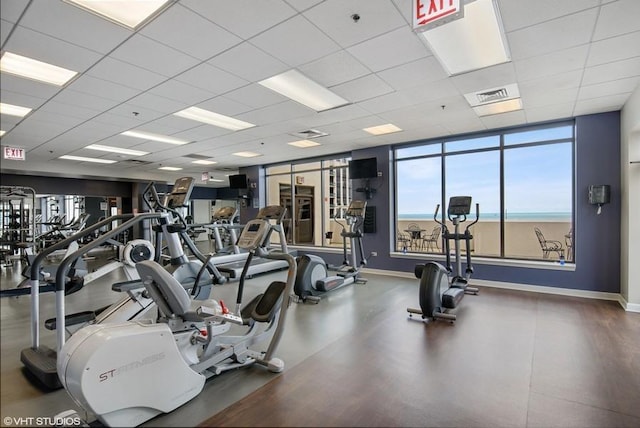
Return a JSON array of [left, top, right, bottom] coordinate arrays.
[[1, 0, 638, 187]]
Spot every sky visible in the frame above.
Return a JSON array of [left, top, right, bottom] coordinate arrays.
[[396, 126, 573, 216]]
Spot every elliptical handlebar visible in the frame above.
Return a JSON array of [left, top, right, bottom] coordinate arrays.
[[466, 203, 480, 233], [433, 204, 442, 226]]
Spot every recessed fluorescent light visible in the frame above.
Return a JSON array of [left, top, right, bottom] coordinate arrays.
[[259, 70, 350, 112], [85, 144, 149, 156], [0, 130, 5, 137], [473, 98, 522, 117], [209, 178, 225, 183], [363, 124, 403, 136], [1, 52, 78, 86], [64, 0, 171, 29], [174, 107, 255, 131], [158, 166, 183, 171], [121, 130, 189, 145], [0, 102, 32, 117], [59, 155, 116, 164], [192, 160, 217, 165], [420, 0, 510, 75], [288, 140, 321, 148], [233, 151, 262, 158]]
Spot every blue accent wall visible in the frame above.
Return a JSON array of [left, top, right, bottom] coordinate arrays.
[[304, 112, 622, 293]]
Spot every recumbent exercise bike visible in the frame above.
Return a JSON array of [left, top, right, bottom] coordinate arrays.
[[407, 196, 479, 323]]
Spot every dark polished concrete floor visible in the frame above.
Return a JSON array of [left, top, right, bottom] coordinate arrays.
[[1, 252, 639, 428]]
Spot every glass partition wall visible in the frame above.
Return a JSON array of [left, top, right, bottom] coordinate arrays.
[[394, 121, 574, 262], [266, 157, 351, 248]]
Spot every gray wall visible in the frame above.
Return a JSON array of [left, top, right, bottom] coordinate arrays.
[[304, 112, 622, 293]]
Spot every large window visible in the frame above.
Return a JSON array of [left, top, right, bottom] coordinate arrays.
[[395, 122, 574, 261], [265, 157, 351, 247]]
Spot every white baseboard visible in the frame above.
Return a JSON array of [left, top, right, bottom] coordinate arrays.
[[361, 268, 637, 311]]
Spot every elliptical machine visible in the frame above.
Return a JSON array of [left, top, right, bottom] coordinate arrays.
[[407, 196, 479, 323], [294, 200, 368, 303]]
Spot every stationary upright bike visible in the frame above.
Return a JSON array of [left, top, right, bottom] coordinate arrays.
[[407, 196, 479, 323]]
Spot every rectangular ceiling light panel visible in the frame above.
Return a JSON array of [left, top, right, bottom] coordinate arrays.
[[363, 124, 403, 135], [121, 130, 189, 145], [0, 102, 32, 117], [64, 0, 171, 29], [85, 144, 149, 156], [421, 0, 510, 75], [233, 151, 262, 158], [59, 155, 116, 164], [259, 70, 350, 112], [1, 52, 78, 86], [174, 107, 255, 131], [192, 160, 217, 165], [159, 166, 183, 171], [288, 140, 321, 148], [473, 98, 522, 116]]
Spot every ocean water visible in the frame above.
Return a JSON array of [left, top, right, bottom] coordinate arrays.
[[398, 212, 571, 222]]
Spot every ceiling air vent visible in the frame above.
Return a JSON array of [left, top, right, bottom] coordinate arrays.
[[184, 154, 211, 160], [119, 159, 152, 166], [464, 83, 520, 107], [290, 129, 329, 139]]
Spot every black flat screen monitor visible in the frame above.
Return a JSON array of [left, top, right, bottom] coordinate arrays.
[[349, 157, 378, 179], [229, 174, 248, 189]]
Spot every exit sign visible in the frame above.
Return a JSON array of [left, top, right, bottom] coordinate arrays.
[[413, 0, 463, 32], [3, 146, 26, 161]]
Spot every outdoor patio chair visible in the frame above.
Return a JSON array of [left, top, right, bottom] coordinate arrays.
[[534, 227, 565, 260], [422, 225, 442, 252]]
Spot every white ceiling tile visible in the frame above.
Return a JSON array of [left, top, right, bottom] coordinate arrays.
[[141, 4, 242, 61], [250, 15, 341, 67], [479, 109, 527, 129], [586, 31, 640, 67], [207, 42, 289, 83], [1, 0, 29, 23], [507, 9, 598, 60], [182, 0, 297, 40], [68, 75, 139, 103], [514, 45, 590, 83], [378, 56, 447, 91], [521, 86, 579, 109], [1, 19, 14, 45], [299, 50, 371, 87], [109, 34, 200, 78], [525, 103, 574, 124], [0, 73, 61, 100], [582, 57, 640, 87], [573, 93, 631, 116], [2, 26, 103, 72], [450, 62, 517, 94], [223, 84, 287, 110], [19, 0, 131, 53], [148, 80, 214, 106], [51, 89, 120, 114], [192, 96, 255, 117], [302, 0, 406, 48], [0, 89, 49, 110], [498, 0, 599, 32], [592, 0, 640, 41], [578, 77, 640, 100], [347, 26, 429, 72], [238, 100, 314, 126], [174, 63, 249, 96], [331, 74, 394, 103], [86, 57, 167, 91], [1, 1, 637, 181]]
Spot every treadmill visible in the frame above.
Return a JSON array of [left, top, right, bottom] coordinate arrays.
[[216, 205, 292, 279]]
